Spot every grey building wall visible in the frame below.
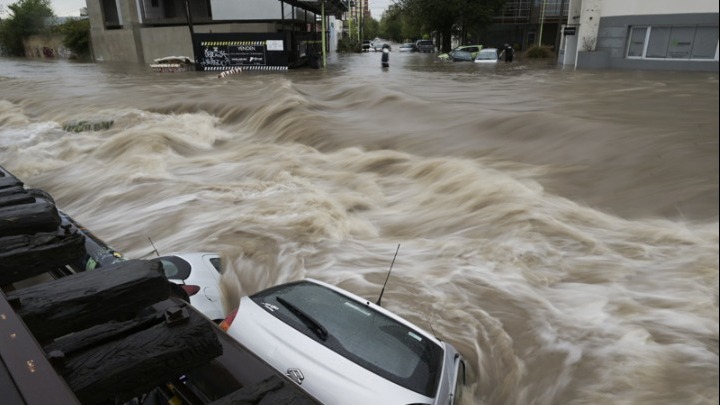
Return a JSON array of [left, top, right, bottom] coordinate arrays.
[[579, 13, 719, 71], [87, 0, 143, 63], [139, 23, 277, 63], [87, 0, 289, 65]]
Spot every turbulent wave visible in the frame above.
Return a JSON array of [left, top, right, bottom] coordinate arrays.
[[1, 57, 717, 404]]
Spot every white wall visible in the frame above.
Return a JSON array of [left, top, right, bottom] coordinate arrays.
[[602, 0, 719, 17], [211, 0, 281, 20], [576, 0, 601, 51], [211, 0, 319, 21]]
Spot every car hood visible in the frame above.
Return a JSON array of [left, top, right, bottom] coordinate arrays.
[[229, 297, 440, 405]]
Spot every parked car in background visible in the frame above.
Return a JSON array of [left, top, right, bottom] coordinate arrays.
[[438, 45, 483, 61], [151, 252, 227, 322], [372, 41, 392, 52], [221, 278, 468, 405], [362, 40, 372, 52], [399, 42, 418, 52], [475, 48, 499, 63], [416, 39, 435, 53]]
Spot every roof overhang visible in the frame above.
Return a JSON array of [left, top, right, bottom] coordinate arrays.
[[277, 0, 349, 19]]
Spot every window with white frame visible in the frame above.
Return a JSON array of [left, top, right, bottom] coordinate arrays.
[[627, 25, 719, 60]]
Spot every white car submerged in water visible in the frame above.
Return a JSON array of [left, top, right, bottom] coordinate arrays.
[[221, 278, 468, 405], [474, 48, 499, 64]]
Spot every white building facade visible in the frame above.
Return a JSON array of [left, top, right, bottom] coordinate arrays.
[[559, 0, 719, 71]]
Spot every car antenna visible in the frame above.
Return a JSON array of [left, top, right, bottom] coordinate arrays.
[[376, 243, 400, 307], [148, 236, 160, 257]]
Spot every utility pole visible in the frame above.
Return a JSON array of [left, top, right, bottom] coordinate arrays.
[[538, 0, 547, 46], [554, 0, 567, 56], [360, 0, 364, 40], [183, 0, 195, 37], [183, 0, 196, 62], [321, 0, 327, 68]]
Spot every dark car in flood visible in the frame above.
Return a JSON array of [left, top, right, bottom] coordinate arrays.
[[416, 39, 435, 53], [399, 42, 418, 52]]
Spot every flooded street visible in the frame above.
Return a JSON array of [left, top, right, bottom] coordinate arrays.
[[1, 53, 718, 404]]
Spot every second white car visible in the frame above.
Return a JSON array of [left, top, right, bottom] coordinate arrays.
[[151, 252, 227, 322]]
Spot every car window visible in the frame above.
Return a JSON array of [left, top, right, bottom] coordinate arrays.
[[477, 50, 497, 60], [154, 256, 191, 280], [209, 257, 221, 272], [251, 281, 444, 397], [453, 51, 474, 61], [452, 359, 466, 404]]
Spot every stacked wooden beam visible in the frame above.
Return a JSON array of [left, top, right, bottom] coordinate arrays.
[[0, 165, 223, 405]]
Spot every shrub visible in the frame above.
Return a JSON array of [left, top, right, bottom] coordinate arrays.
[[58, 18, 90, 58], [0, 0, 54, 56], [337, 37, 361, 53], [524, 44, 553, 58]]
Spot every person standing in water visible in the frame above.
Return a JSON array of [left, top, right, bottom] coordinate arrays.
[[381, 44, 390, 68], [499, 43, 514, 63]]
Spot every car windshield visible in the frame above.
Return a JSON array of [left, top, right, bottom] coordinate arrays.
[[251, 281, 444, 397]]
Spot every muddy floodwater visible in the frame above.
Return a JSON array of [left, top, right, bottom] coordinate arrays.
[[1, 52, 718, 404]]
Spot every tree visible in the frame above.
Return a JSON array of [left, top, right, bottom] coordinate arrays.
[[398, 0, 505, 52], [0, 0, 54, 56], [364, 18, 380, 41], [379, 3, 404, 42], [58, 18, 91, 58]]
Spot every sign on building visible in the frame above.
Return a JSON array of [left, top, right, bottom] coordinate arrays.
[[194, 33, 288, 71]]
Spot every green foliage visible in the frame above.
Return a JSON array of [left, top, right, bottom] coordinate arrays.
[[395, 0, 507, 52], [524, 44, 553, 58], [364, 18, 380, 41], [0, 0, 54, 56], [379, 4, 404, 42], [337, 37, 361, 53], [58, 18, 90, 58]]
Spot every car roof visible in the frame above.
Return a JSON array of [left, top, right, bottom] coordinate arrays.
[[232, 278, 454, 402]]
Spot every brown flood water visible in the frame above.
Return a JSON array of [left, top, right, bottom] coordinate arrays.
[[1, 53, 718, 404]]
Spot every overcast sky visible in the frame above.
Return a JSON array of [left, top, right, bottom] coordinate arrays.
[[1, 1, 393, 19], [0, 1, 85, 17], [368, 0, 394, 19], [50, 0, 85, 16]]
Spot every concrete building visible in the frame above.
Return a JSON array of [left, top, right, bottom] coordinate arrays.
[[559, 0, 719, 71], [345, 0, 371, 39], [87, 0, 347, 69]]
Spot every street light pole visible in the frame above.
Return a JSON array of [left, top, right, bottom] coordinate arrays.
[[321, 0, 327, 68], [554, 0, 567, 55], [538, 0, 547, 45], [360, 0, 364, 40], [183, 0, 196, 63]]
